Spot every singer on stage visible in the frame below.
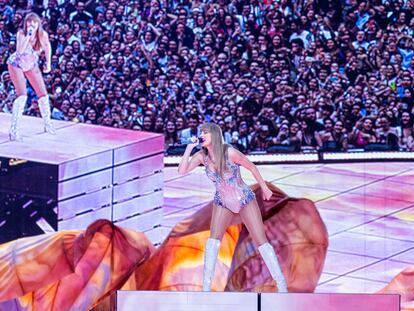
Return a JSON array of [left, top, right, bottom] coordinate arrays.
[[178, 122, 288, 292], [7, 12, 55, 141]]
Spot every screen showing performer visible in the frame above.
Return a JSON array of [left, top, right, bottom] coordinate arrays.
[[7, 12, 55, 141]]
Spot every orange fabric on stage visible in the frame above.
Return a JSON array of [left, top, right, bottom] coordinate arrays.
[[0, 184, 329, 310], [0, 220, 155, 311], [135, 183, 329, 293], [378, 266, 414, 311]]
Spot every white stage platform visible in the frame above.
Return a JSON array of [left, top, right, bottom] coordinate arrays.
[[0, 113, 165, 243], [94, 291, 400, 311]]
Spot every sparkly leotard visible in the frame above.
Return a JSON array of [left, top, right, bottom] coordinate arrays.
[[203, 152, 255, 213], [7, 43, 39, 72]]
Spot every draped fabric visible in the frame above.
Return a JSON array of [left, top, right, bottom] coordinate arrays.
[[135, 183, 329, 293], [378, 266, 414, 311], [0, 220, 155, 311], [0, 183, 329, 310]]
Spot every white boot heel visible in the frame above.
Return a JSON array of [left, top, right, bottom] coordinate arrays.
[[202, 238, 221, 291], [258, 242, 288, 293], [38, 95, 56, 135], [9, 95, 27, 141]]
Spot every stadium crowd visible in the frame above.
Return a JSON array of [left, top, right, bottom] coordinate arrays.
[[0, 0, 414, 153]]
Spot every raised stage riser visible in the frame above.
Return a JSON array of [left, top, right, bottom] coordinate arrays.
[[58, 206, 112, 230], [58, 150, 113, 181], [113, 154, 164, 185], [112, 191, 163, 221], [58, 188, 112, 220], [0, 114, 165, 241], [113, 136, 164, 165], [113, 173, 163, 203], [114, 208, 163, 232], [58, 169, 112, 201]]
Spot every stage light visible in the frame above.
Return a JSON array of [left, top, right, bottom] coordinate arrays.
[[9, 158, 28, 166]]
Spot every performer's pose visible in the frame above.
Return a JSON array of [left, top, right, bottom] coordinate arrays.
[[178, 123, 288, 292], [7, 12, 55, 141]]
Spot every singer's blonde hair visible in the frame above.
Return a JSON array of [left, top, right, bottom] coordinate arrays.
[[200, 122, 229, 177], [23, 13, 44, 51]]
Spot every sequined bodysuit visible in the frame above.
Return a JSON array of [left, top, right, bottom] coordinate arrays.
[[203, 152, 255, 213], [7, 43, 39, 72]]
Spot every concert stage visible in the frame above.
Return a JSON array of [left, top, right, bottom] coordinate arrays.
[[163, 161, 414, 294], [1, 113, 413, 310], [0, 113, 164, 244]]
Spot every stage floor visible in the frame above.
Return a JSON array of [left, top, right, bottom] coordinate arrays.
[[160, 162, 414, 294]]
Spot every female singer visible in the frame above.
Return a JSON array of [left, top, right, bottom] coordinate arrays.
[[178, 122, 288, 292], [7, 12, 55, 141]]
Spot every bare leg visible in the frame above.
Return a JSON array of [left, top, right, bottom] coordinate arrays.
[[25, 66, 55, 134], [203, 205, 234, 291], [8, 64, 27, 141], [24, 66, 47, 97], [8, 64, 27, 96], [238, 199, 268, 246], [210, 204, 235, 240], [239, 200, 288, 292]]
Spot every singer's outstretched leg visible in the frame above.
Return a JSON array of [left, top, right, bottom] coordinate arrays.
[[210, 204, 235, 240], [239, 200, 288, 292], [239, 200, 267, 246], [203, 205, 234, 291], [8, 65, 27, 97], [25, 66, 47, 98], [8, 64, 27, 141], [25, 66, 55, 134]]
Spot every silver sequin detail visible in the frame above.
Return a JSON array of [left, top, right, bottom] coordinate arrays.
[[204, 153, 255, 212]]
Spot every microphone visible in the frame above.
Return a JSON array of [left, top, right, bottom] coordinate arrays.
[[180, 136, 203, 145], [28, 27, 34, 36]]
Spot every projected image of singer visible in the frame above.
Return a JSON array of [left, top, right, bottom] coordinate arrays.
[[178, 123, 288, 292], [7, 12, 55, 141]]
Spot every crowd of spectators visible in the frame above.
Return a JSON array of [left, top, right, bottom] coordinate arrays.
[[0, 0, 414, 154]]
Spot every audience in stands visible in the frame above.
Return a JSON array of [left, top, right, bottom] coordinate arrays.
[[0, 0, 413, 153]]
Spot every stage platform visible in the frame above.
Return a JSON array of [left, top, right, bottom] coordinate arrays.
[[94, 291, 400, 311], [0, 113, 164, 243], [161, 161, 414, 298]]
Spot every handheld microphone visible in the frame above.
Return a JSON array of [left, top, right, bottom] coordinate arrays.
[[28, 27, 34, 36], [181, 136, 203, 145]]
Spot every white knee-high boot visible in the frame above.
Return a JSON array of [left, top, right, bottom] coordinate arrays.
[[38, 95, 56, 134], [9, 95, 27, 141], [258, 242, 288, 293], [203, 238, 221, 291]]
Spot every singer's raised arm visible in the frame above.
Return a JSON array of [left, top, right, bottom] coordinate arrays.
[[177, 148, 203, 175]]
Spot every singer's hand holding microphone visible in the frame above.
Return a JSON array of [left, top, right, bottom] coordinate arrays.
[[183, 136, 203, 148], [27, 26, 35, 38]]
